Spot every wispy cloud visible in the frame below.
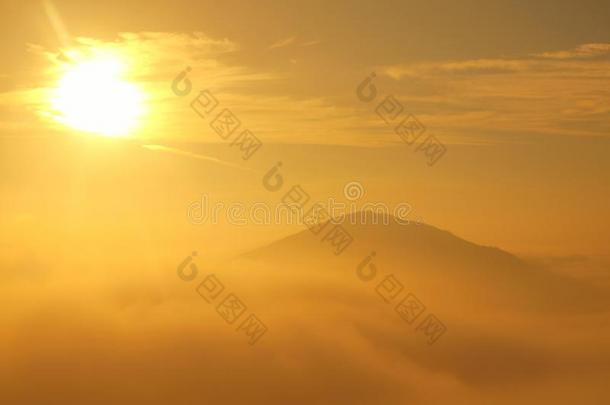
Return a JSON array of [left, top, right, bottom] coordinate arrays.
[[10, 31, 363, 145], [301, 40, 321, 47], [268, 36, 296, 50], [141, 144, 252, 171], [268, 37, 320, 50], [379, 43, 610, 141], [7, 34, 610, 147], [11, 32, 276, 141], [536, 43, 610, 60]]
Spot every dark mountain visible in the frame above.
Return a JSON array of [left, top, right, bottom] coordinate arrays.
[[237, 211, 608, 313]]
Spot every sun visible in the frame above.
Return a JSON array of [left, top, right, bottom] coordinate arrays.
[[51, 54, 145, 137]]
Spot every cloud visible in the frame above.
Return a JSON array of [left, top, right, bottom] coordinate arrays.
[[142, 144, 253, 171], [268, 36, 296, 50], [1, 243, 609, 405], [6, 35, 610, 147], [379, 44, 610, 141], [536, 43, 610, 60], [267, 37, 320, 50], [8, 31, 357, 145], [301, 40, 321, 47], [383, 59, 530, 79], [35, 32, 242, 83], [8, 32, 279, 141]]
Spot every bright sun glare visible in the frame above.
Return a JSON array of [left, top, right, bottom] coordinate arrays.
[[51, 55, 145, 137]]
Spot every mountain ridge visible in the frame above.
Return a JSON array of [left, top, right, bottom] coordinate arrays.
[[234, 211, 608, 313]]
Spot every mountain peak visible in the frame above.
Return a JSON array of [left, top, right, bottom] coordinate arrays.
[[242, 210, 522, 270]]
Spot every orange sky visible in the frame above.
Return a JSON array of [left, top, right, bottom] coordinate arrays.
[[2, 1, 610, 256], [2, 2, 610, 405]]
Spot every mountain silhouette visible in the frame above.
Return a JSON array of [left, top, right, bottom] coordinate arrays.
[[237, 211, 608, 313]]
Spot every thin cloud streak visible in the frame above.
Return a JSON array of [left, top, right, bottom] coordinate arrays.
[[142, 144, 253, 171], [268, 36, 296, 50]]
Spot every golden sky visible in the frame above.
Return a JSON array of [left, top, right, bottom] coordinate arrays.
[[1, 0, 609, 255], [1, 1, 610, 404]]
